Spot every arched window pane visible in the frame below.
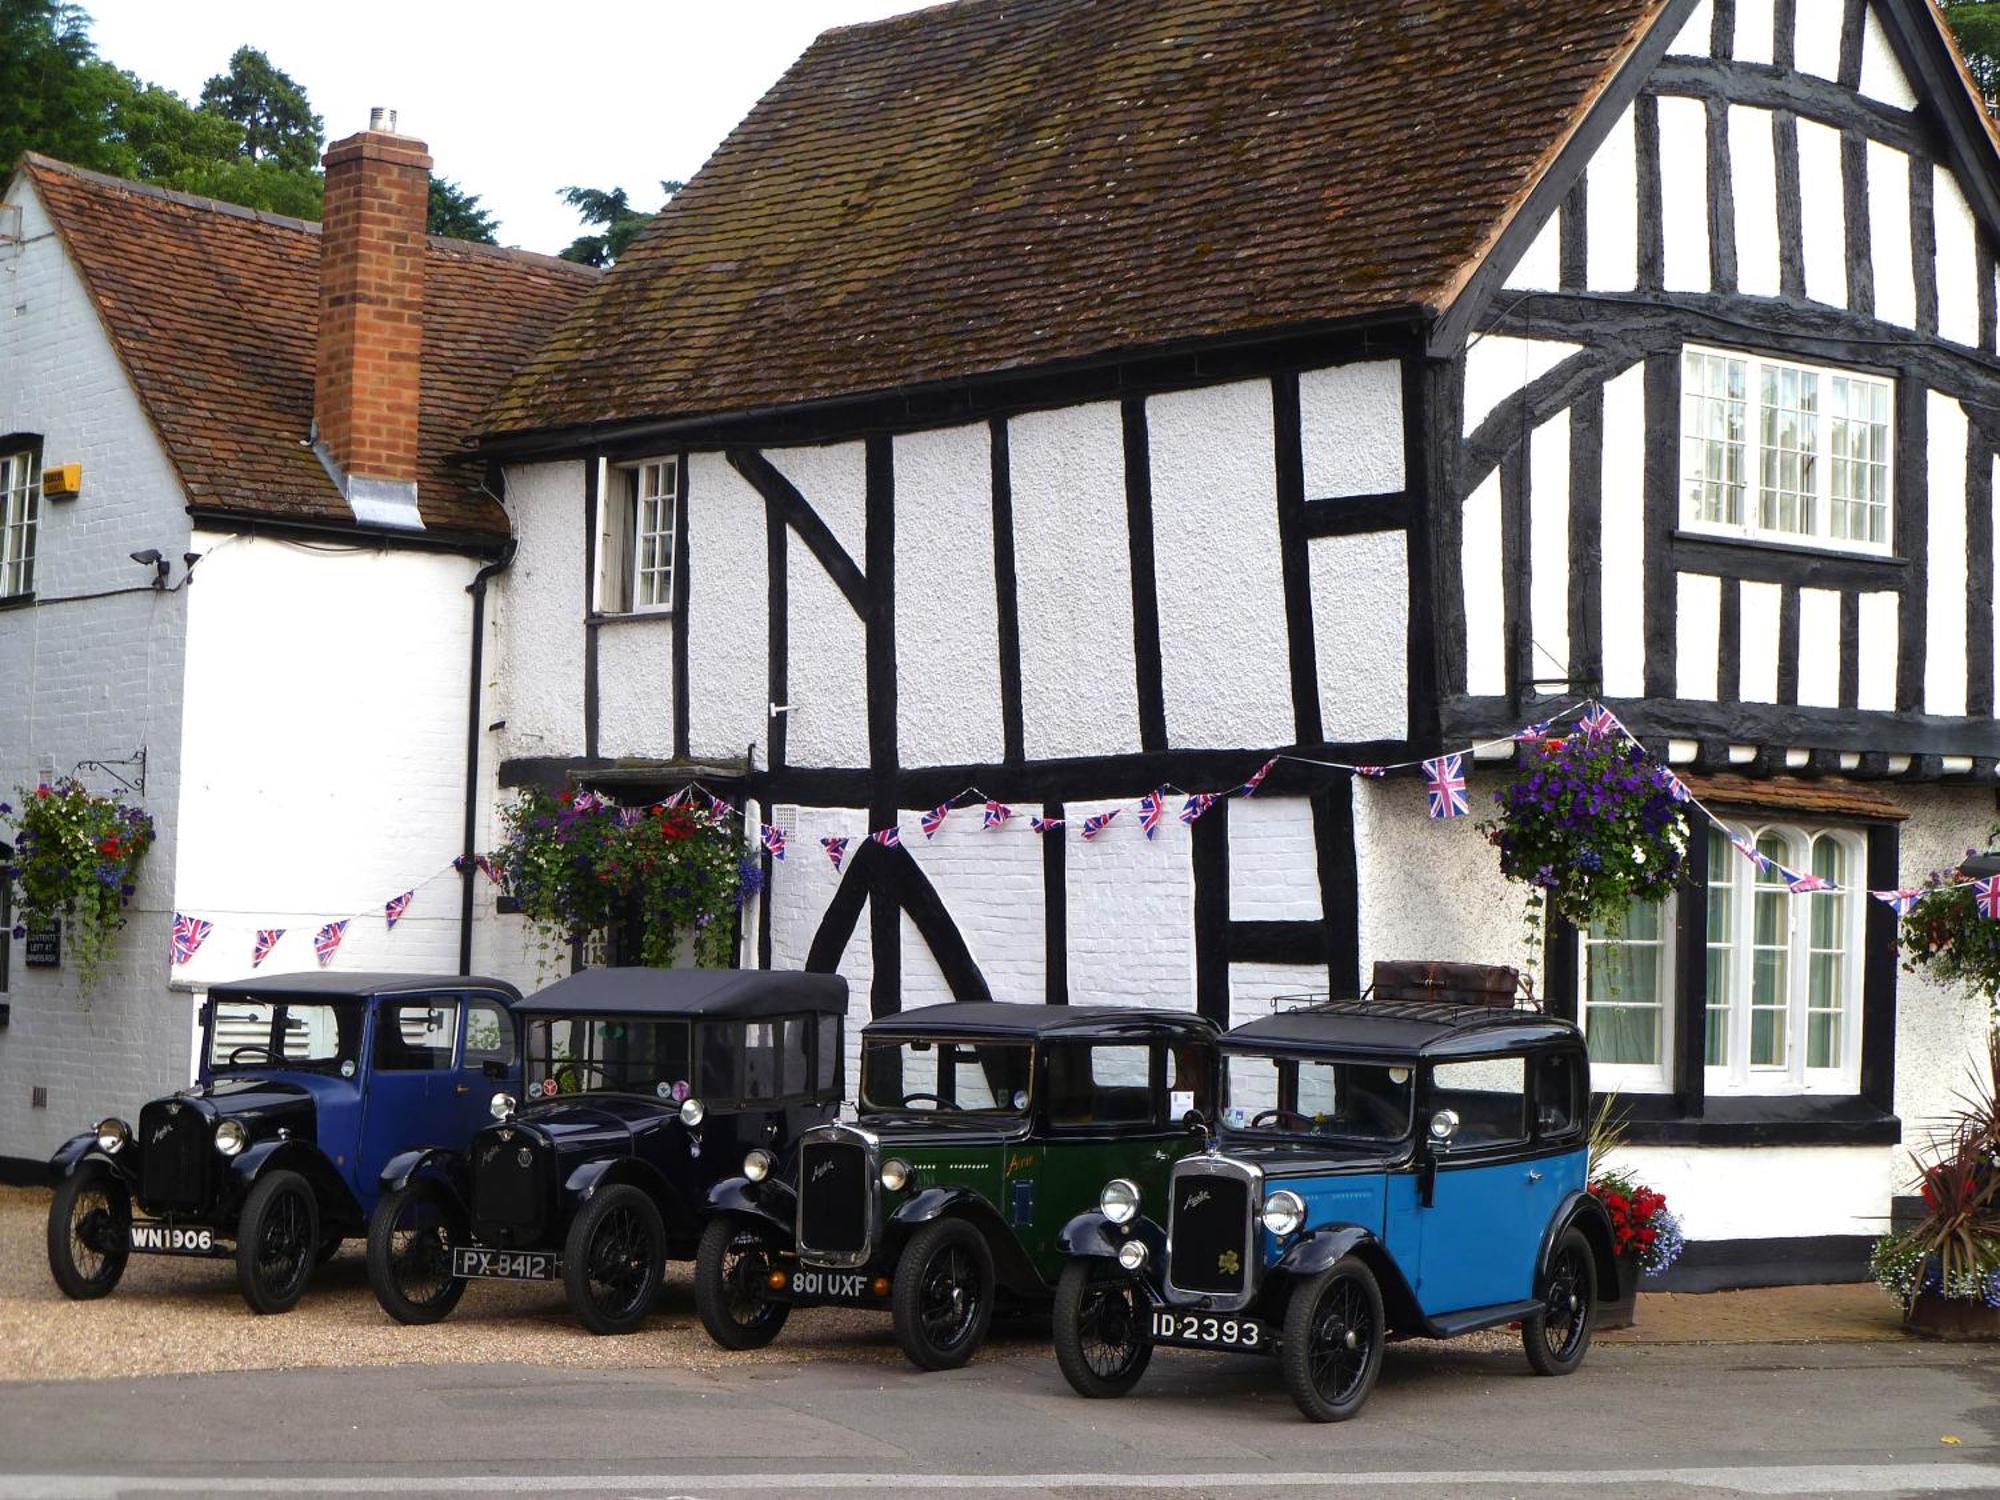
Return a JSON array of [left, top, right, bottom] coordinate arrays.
[[1749, 831, 1792, 1069], [1806, 836, 1848, 1070], [1705, 827, 1735, 1066]]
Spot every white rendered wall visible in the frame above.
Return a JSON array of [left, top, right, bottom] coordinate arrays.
[[1926, 394, 1970, 718], [1229, 796, 1320, 922], [1738, 579, 1782, 704], [1657, 96, 1711, 294], [1529, 410, 1572, 677], [684, 453, 770, 763], [1606, 1145, 1893, 1241], [1587, 103, 1640, 291], [1797, 587, 1841, 709], [1856, 591, 1899, 712], [1503, 215, 1561, 292], [1298, 360, 1404, 498], [1731, 106, 1782, 299], [1866, 142, 1916, 330], [1461, 472, 1505, 697], [770, 444, 868, 769], [1733, 0, 1775, 65], [596, 618, 674, 760], [1669, 0, 1712, 55], [1675, 573, 1722, 701], [1793, 0, 1842, 81], [1148, 380, 1292, 750], [1063, 798, 1195, 1010], [763, 805, 875, 1088], [1936, 169, 1982, 349], [1463, 338, 1583, 439], [1796, 120, 1847, 309], [902, 807, 1046, 1006], [1311, 531, 1408, 741], [1600, 364, 1648, 698], [1860, 10, 1918, 110], [495, 461, 584, 760], [0, 178, 192, 1160]]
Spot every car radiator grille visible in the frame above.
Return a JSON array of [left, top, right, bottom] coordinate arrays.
[[468, 1129, 549, 1246], [1167, 1169, 1251, 1295], [137, 1101, 210, 1214], [797, 1138, 870, 1259]]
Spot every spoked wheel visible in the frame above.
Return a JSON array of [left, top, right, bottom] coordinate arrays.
[[892, 1218, 995, 1371], [1523, 1228, 1597, 1376], [694, 1215, 793, 1350], [367, 1180, 468, 1325], [46, 1168, 131, 1300], [1052, 1259, 1153, 1398], [236, 1169, 320, 1315], [1280, 1255, 1386, 1422], [563, 1183, 664, 1335]]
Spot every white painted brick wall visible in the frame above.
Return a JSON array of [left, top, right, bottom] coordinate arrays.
[[1063, 799, 1196, 1010], [1228, 796, 1320, 920], [903, 805, 1045, 1006]]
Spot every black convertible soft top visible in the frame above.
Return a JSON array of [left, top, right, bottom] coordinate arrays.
[[1225, 997, 1581, 1061], [864, 1001, 1216, 1043], [209, 972, 523, 1003], [519, 967, 848, 1019]]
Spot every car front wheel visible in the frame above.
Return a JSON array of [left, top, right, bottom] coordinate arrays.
[[1280, 1255, 1386, 1422], [891, 1217, 996, 1371], [236, 1169, 320, 1315], [1523, 1228, 1597, 1376], [368, 1180, 468, 1325], [694, 1215, 792, 1350], [1052, 1259, 1152, 1398], [563, 1183, 665, 1335], [47, 1167, 130, 1300]]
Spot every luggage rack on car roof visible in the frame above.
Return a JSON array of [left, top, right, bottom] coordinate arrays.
[[1271, 959, 1542, 1019]]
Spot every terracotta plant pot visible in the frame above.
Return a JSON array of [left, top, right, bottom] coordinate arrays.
[[1906, 1291, 2000, 1341], [1598, 1249, 1642, 1331]]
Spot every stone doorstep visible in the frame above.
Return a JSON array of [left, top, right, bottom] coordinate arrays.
[[1597, 1283, 1909, 1344]]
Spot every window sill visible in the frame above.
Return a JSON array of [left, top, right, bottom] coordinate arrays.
[[589, 609, 676, 627], [0, 592, 35, 613], [1670, 531, 1909, 588], [1599, 1090, 1900, 1146]]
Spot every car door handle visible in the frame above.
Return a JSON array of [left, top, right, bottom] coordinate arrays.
[[454, 1084, 472, 1095], [1525, 1169, 1543, 1183]]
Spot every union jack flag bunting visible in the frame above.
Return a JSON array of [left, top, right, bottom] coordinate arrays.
[[1080, 810, 1120, 841], [760, 824, 787, 861], [1138, 789, 1169, 840], [314, 920, 350, 968], [1514, 722, 1551, 744], [1421, 755, 1469, 819], [251, 928, 284, 968], [1578, 704, 1618, 740], [982, 801, 1014, 830], [571, 790, 607, 814], [170, 913, 212, 966], [1031, 816, 1066, 835], [1978, 877, 2000, 920], [1663, 772, 1693, 804], [664, 789, 692, 809], [384, 890, 413, 930], [1354, 765, 1387, 778], [921, 803, 952, 840], [821, 837, 849, 871], [1180, 793, 1219, 825], [704, 791, 734, 818], [474, 854, 503, 885], [618, 806, 647, 828], [871, 826, 902, 849], [1783, 869, 1831, 894], [1729, 833, 1770, 872], [1241, 757, 1281, 796], [1870, 888, 1923, 915]]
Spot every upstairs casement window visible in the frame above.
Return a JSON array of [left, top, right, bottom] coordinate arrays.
[[1679, 345, 1893, 556], [595, 458, 678, 615], [0, 446, 40, 599], [1579, 823, 1865, 1096]]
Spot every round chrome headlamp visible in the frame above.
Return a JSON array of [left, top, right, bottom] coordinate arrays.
[[213, 1119, 248, 1158], [1116, 1239, 1149, 1271], [880, 1158, 912, 1192], [1099, 1178, 1141, 1225], [490, 1091, 517, 1121], [94, 1117, 129, 1154], [679, 1097, 706, 1128], [1261, 1189, 1306, 1237], [743, 1149, 774, 1182]]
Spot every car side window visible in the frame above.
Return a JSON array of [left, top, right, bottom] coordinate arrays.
[[1430, 1056, 1527, 1149], [375, 998, 459, 1071], [1534, 1051, 1581, 1139], [464, 998, 514, 1070], [1047, 1042, 1159, 1128], [698, 1023, 740, 1103], [778, 1016, 810, 1097], [742, 1021, 780, 1099], [816, 1013, 842, 1096]]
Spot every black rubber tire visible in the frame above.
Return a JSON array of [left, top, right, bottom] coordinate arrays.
[[235, 1169, 321, 1316], [315, 1235, 344, 1267], [1280, 1255, 1387, 1423], [367, 1180, 469, 1326], [563, 1184, 665, 1336], [891, 1218, 996, 1371], [46, 1168, 130, 1300], [1051, 1259, 1153, 1398], [693, 1215, 793, 1350], [1523, 1228, 1597, 1376]]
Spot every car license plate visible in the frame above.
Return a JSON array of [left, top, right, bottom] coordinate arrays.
[[789, 1268, 878, 1303], [128, 1222, 214, 1255], [451, 1247, 556, 1280], [1149, 1310, 1268, 1351]]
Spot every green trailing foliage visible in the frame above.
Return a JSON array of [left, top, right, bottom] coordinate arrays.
[[2, 779, 155, 1002]]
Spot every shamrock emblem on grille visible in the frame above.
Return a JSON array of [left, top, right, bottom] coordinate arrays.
[[1218, 1250, 1241, 1275]]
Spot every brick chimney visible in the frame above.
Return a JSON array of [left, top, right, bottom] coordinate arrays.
[[313, 108, 429, 529]]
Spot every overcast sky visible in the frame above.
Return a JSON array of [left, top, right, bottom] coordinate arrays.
[[84, 0, 937, 255]]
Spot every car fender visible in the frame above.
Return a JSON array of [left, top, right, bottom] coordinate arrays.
[[706, 1175, 795, 1235], [1269, 1225, 1425, 1333], [228, 1139, 364, 1226], [1538, 1188, 1619, 1299], [563, 1156, 690, 1228], [1056, 1209, 1165, 1264], [379, 1147, 466, 1205], [890, 1188, 1043, 1295], [1270, 1223, 1377, 1279], [49, 1131, 133, 1186]]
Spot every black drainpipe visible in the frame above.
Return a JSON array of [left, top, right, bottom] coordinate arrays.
[[460, 530, 518, 975]]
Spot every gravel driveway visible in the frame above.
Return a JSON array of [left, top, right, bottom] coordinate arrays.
[[0, 1184, 1047, 1382]]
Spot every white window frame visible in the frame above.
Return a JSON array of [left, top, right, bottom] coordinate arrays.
[[0, 448, 40, 599], [1704, 822, 1865, 1096], [1678, 343, 1894, 558], [594, 457, 678, 617], [1577, 897, 1678, 1094]]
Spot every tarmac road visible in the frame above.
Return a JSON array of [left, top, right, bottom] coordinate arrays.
[[1, 1338, 1998, 1499]]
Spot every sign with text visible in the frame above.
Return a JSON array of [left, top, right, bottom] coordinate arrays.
[[24, 922, 59, 968]]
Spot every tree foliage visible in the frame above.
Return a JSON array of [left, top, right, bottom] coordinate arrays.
[[558, 180, 681, 266], [429, 176, 498, 243], [1946, 2, 2000, 109], [197, 46, 321, 172]]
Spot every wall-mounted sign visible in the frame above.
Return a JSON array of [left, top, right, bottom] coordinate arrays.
[[25, 922, 59, 968]]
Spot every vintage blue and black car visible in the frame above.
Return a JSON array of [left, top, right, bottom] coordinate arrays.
[[1050, 986, 1612, 1421], [694, 1002, 1217, 1370], [366, 967, 845, 1335], [47, 972, 523, 1315]]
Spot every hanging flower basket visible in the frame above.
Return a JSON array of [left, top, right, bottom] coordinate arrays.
[[1482, 730, 1688, 937], [1899, 835, 2000, 1014], [2, 779, 156, 1001]]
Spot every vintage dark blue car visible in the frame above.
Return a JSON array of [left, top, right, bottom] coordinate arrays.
[[366, 967, 846, 1335], [47, 972, 524, 1314], [1051, 984, 1612, 1421]]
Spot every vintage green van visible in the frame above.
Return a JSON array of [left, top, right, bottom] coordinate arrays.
[[693, 1002, 1217, 1369]]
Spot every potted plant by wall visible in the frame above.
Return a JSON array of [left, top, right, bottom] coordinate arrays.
[[1, 780, 155, 1002], [1899, 836, 2000, 1011], [1585, 1097, 1685, 1329]]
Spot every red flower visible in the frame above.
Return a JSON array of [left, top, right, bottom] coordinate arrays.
[[558, 790, 575, 805], [98, 838, 121, 857], [33, 784, 51, 798]]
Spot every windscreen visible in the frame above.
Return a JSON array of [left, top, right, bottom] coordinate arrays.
[[525, 1015, 693, 1101], [1221, 1052, 1413, 1143], [207, 996, 368, 1075], [860, 1038, 1033, 1117]]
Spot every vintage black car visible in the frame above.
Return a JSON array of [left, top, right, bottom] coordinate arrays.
[[47, 972, 523, 1314], [1051, 980, 1614, 1421], [695, 1002, 1217, 1370], [366, 967, 846, 1334]]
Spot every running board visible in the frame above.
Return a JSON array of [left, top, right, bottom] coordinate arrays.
[[1422, 1299, 1543, 1339]]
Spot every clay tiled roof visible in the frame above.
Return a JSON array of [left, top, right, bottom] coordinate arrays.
[[1679, 773, 1910, 824], [19, 154, 597, 540], [488, 0, 1666, 437]]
